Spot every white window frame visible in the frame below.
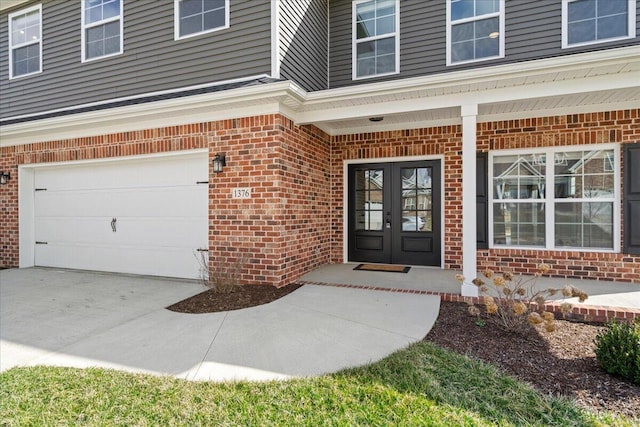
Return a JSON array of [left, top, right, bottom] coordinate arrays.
[[488, 144, 621, 253], [446, 0, 505, 66], [351, 0, 400, 81], [81, 0, 123, 63], [8, 4, 43, 80], [562, 0, 636, 49], [174, 0, 230, 41]]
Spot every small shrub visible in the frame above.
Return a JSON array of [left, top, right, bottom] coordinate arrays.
[[595, 318, 640, 384], [195, 251, 248, 294], [456, 264, 588, 333]]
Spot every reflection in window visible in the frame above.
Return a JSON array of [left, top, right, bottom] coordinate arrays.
[[564, 0, 634, 47], [82, 0, 122, 61], [176, 0, 229, 39], [401, 167, 432, 232], [353, 0, 398, 78], [448, 0, 503, 64], [491, 148, 616, 250], [354, 169, 384, 231], [9, 5, 41, 78]]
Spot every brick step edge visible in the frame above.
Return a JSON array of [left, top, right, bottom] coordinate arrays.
[[294, 280, 640, 323]]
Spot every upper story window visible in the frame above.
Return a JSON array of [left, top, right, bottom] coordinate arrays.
[[447, 0, 504, 65], [562, 0, 636, 48], [352, 0, 399, 80], [8, 5, 42, 79], [175, 0, 229, 40], [490, 146, 619, 251], [81, 0, 123, 62]]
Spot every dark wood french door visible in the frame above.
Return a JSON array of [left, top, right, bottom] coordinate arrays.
[[348, 160, 441, 266]]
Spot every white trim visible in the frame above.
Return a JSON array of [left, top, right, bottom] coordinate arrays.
[[174, 0, 230, 41], [81, 0, 123, 63], [326, 0, 330, 88], [488, 143, 621, 253], [18, 149, 208, 270], [352, 0, 400, 80], [270, 0, 280, 79], [446, 0, 505, 66], [342, 154, 446, 268], [8, 4, 42, 79], [461, 104, 478, 296], [562, 0, 636, 49]]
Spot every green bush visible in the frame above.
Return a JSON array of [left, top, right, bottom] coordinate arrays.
[[595, 318, 640, 384]]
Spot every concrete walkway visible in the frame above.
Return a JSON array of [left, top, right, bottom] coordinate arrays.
[[300, 263, 640, 311], [0, 268, 439, 381]]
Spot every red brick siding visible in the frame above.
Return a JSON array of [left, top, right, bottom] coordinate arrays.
[[0, 115, 331, 287], [208, 115, 331, 287], [330, 109, 640, 283], [478, 110, 640, 282], [330, 126, 463, 267]]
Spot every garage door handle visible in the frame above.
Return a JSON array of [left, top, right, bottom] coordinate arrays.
[[111, 217, 117, 232]]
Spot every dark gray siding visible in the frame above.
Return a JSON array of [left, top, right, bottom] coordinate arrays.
[[329, 0, 640, 89], [1, 0, 272, 119], [279, 0, 328, 91]]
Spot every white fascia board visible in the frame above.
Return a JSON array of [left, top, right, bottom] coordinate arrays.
[[295, 71, 640, 124], [0, 81, 307, 147], [2, 102, 285, 147], [303, 45, 640, 104]]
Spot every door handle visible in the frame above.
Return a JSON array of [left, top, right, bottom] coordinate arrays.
[[111, 217, 117, 232]]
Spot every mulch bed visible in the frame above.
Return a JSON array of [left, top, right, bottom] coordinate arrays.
[[166, 283, 302, 313], [166, 284, 638, 419], [425, 301, 640, 419]]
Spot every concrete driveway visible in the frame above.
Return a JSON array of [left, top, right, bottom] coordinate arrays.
[[0, 268, 440, 381]]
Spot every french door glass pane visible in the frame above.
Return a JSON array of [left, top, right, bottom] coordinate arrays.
[[355, 169, 384, 231]]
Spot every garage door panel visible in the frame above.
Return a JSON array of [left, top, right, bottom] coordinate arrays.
[[36, 243, 202, 279], [35, 187, 207, 218], [35, 217, 205, 248], [33, 153, 208, 279], [34, 156, 208, 190]]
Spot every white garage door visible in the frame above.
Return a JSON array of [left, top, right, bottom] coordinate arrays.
[[33, 153, 208, 279]]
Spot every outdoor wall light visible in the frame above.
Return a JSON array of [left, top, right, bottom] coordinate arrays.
[[0, 171, 10, 185], [212, 153, 226, 173]]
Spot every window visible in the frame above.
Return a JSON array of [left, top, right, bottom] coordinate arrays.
[[352, 0, 399, 80], [81, 0, 122, 62], [490, 146, 619, 251], [8, 5, 42, 79], [175, 0, 229, 40], [562, 0, 636, 48], [447, 0, 504, 65]]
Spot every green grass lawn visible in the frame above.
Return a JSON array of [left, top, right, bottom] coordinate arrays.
[[0, 342, 632, 427]]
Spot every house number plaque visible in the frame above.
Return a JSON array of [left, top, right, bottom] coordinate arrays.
[[231, 187, 252, 199]]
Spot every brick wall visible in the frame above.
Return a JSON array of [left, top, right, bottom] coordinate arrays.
[[477, 109, 640, 282], [0, 114, 331, 287], [330, 126, 463, 268], [208, 115, 331, 287], [330, 109, 640, 284], [1, 109, 638, 284]]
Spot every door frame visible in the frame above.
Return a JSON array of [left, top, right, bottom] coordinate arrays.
[[343, 154, 445, 268], [18, 149, 209, 269]]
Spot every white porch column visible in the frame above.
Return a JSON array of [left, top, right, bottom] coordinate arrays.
[[461, 104, 479, 297]]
